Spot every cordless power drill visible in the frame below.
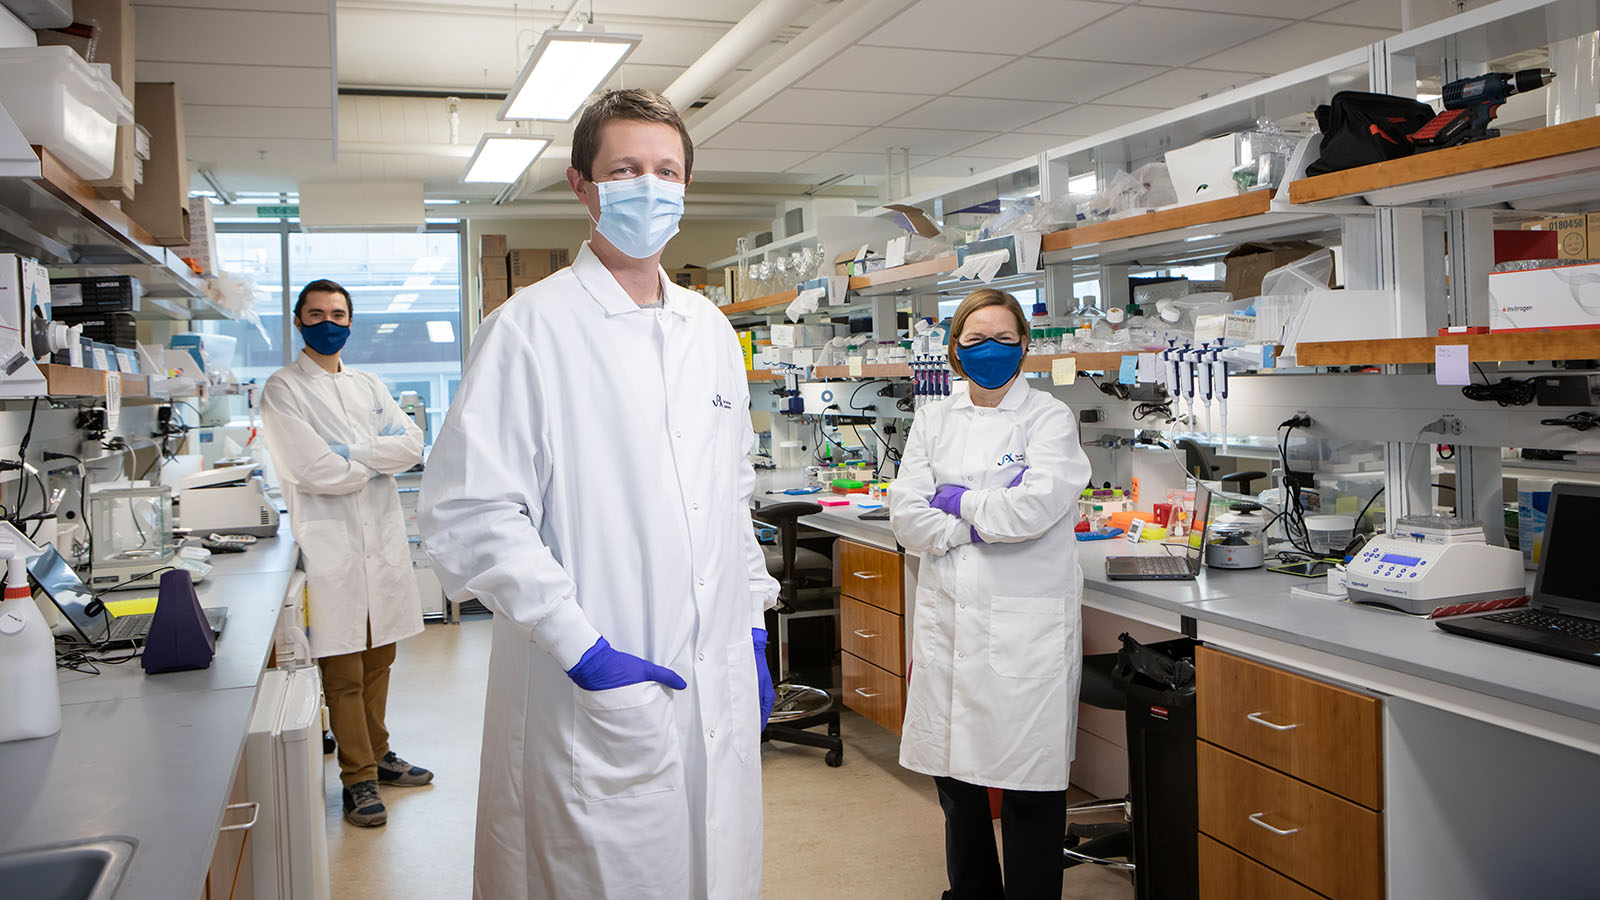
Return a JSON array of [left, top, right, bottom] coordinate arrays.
[[1410, 67, 1554, 149]]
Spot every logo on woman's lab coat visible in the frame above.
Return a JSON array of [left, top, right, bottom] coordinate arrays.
[[712, 394, 733, 410], [997, 452, 1025, 466]]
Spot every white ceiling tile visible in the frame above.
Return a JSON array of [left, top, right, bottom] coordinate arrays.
[[138, 62, 331, 109], [1019, 103, 1158, 135], [953, 132, 1073, 158], [1094, 68, 1263, 108], [831, 126, 1003, 156], [1143, 0, 1346, 18], [185, 105, 334, 140], [138, 0, 330, 12], [787, 152, 921, 176], [1034, 6, 1283, 66], [861, 0, 1121, 54], [951, 57, 1164, 102], [912, 156, 1024, 178], [1313, 0, 1404, 29], [702, 122, 869, 152], [887, 97, 1072, 132], [692, 148, 824, 173], [797, 46, 1012, 95], [1194, 21, 1393, 74], [186, 136, 335, 166], [745, 89, 935, 127], [135, 6, 330, 68]]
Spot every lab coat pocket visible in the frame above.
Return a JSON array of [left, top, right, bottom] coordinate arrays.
[[299, 520, 352, 578], [727, 640, 759, 763], [572, 682, 683, 802], [987, 595, 1065, 679]]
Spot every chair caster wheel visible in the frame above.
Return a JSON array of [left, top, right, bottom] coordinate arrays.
[[825, 749, 843, 767], [323, 730, 336, 755]]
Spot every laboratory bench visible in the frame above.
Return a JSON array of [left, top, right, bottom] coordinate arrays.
[[0, 523, 302, 900], [750, 470, 1600, 898]]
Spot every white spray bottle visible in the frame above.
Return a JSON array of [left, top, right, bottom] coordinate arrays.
[[0, 521, 59, 743]]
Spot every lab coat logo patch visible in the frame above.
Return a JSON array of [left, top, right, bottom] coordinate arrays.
[[712, 394, 734, 410], [997, 452, 1025, 466]]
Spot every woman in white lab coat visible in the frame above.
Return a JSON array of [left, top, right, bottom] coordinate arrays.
[[890, 288, 1092, 900]]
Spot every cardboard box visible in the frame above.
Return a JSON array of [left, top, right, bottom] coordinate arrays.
[[482, 277, 510, 317], [723, 267, 743, 305], [1489, 261, 1600, 331], [480, 233, 507, 259], [1587, 213, 1600, 262], [1523, 215, 1587, 260], [508, 248, 570, 288], [1223, 241, 1329, 300], [176, 196, 216, 275], [122, 82, 189, 246]]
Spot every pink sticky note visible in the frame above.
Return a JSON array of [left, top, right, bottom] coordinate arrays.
[[1435, 344, 1470, 386]]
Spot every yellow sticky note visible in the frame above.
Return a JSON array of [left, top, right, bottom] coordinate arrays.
[[103, 597, 159, 617], [1052, 357, 1076, 385], [848, 357, 864, 377]]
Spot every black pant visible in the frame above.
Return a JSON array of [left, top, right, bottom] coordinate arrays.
[[935, 776, 1067, 900]]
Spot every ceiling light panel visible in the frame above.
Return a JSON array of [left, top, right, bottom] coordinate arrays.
[[499, 31, 642, 122], [461, 134, 552, 183]]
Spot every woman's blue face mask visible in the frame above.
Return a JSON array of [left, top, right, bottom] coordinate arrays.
[[956, 337, 1025, 390]]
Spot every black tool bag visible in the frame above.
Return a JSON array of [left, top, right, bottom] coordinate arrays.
[[1305, 91, 1437, 176]]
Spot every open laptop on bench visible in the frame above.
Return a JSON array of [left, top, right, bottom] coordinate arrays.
[[1105, 481, 1215, 581]]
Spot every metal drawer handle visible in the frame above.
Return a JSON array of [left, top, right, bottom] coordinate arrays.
[[1246, 711, 1298, 731], [220, 801, 260, 833], [851, 571, 883, 580], [853, 629, 879, 639], [854, 687, 880, 699], [1248, 812, 1299, 836]]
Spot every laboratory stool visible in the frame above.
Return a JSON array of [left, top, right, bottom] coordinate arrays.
[[1064, 636, 1200, 900], [752, 501, 844, 768]]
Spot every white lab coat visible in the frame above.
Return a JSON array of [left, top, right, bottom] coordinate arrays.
[[260, 352, 424, 658], [890, 377, 1091, 791], [418, 243, 779, 900]]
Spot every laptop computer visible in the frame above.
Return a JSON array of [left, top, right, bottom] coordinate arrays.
[[1437, 482, 1600, 666], [29, 544, 226, 648], [1106, 482, 1216, 580]]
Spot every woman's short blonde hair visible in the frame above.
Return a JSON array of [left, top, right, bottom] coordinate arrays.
[[946, 288, 1029, 379]]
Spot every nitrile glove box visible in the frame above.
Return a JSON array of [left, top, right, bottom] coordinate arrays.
[[955, 232, 1043, 278], [1489, 262, 1600, 331]]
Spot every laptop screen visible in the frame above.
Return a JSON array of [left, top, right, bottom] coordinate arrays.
[[28, 544, 108, 644], [1533, 482, 1600, 615], [1185, 482, 1217, 572]]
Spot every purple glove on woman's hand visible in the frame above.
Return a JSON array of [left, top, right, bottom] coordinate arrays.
[[1008, 466, 1029, 487], [930, 484, 968, 517]]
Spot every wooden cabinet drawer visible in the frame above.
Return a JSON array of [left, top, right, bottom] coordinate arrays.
[[837, 539, 903, 614], [1197, 647, 1382, 809], [842, 651, 905, 735], [1199, 834, 1326, 900], [842, 595, 904, 675], [1198, 743, 1382, 900]]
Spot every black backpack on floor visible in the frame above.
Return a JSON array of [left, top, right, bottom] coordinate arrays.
[[1306, 91, 1437, 176]]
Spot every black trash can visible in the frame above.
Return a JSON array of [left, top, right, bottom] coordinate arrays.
[[1112, 633, 1199, 900]]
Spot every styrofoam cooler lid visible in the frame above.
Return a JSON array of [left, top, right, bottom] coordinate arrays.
[[0, 46, 134, 125]]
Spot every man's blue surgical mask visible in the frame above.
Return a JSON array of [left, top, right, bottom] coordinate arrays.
[[300, 320, 351, 356], [593, 174, 684, 259], [956, 338, 1025, 390]]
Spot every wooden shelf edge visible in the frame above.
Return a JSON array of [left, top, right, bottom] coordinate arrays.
[[846, 254, 958, 290], [720, 289, 797, 318], [39, 364, 150, 397], [746, 369, 782, 381], [1288, 117, 1600, 206], [1295, 330, 1600, 366], [1041, 190, 1274, 252]]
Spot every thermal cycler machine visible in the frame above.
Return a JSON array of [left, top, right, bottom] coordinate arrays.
[[178, 467, 281, 537]]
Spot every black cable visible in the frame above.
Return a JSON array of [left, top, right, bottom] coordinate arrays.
[[13, 396, 39, 516], [1275, 421, 1316, 556], [1541, 412, 1600, 431], [1462, 364, 1536, 407], [1132, 401, 1173, 422], [1351, 486, 1386, 531]]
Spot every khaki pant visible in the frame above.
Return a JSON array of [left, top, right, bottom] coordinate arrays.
[[319, 638, 397, 787]]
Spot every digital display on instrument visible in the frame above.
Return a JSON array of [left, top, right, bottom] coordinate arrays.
[[1379, 553, 1422, 567]]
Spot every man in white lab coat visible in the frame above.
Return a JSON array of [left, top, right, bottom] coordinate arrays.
[[419, 89, 779, 900], [261, 279, 432, 829]]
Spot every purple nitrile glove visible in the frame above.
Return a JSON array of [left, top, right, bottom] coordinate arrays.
[[753, 628, 775, 729], [566, 637, 687, 691], [931, 484, 968, 517], [1008, 466, 1029, 488]]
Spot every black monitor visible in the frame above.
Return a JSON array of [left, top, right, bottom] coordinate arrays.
[[1531, 482, 1600, 615], [28, 544, 107, 644]]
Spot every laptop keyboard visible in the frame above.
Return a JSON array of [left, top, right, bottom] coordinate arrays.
[[1483, 609, 1600, 644], [1129, 556, 1188, 576]]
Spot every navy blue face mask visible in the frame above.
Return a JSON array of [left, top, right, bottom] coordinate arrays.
[[300, 320, 351, 356], [956, 337, 1025, 390]]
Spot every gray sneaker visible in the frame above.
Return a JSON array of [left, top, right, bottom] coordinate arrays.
[[342, 780, 386, 827], [377, 751, 434, 787]]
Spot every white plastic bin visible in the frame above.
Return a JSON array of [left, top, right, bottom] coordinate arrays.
[[0, 46, 134, 180]]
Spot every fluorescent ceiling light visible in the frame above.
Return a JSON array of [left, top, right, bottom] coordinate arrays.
[[461, 134, 552, 184], [427, 321, 456, 343], [499, 30, 642, 122]]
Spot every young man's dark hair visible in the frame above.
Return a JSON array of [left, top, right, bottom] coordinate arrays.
[[570, 88, 694, 182], [295, 278, 354, 320]]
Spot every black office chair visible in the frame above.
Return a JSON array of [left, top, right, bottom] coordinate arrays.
[[1063, 654, 1134, 871], [752, 501, 844, 768], [1176, 438, 1268, 495]]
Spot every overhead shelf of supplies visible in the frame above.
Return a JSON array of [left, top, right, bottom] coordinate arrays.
[[846, 255, 959, 297], [720, 289, 797, 319], [1040, 190, 1334, 268], [0, 147, 224, 318], [1295, 329, 1600, 367], [808, 352, 1143, 380], [1288, 117, 1600, 212], [39, 364, 149, 398]]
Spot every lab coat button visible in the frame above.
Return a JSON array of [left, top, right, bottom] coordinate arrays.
[[965, 475, 974, 482], [708, 730, 716, 739], [959, 602, 966, 609], [957, 652, 966, 659], [692, 502, 700, 510], [698, 578, 706, 587], [675, 430, 683, 439], [698, 652, 706, 661]]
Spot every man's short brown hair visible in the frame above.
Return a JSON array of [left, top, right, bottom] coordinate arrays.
[[570, 89, 694, 182]]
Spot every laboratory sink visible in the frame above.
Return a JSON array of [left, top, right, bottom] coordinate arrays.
[[0, 837, 135, 900]]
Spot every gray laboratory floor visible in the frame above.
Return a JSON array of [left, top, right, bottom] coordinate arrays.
[[324, 617, 1133, 899]]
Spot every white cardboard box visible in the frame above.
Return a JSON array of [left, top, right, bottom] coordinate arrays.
[[1489, 262, 1600, 331]]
